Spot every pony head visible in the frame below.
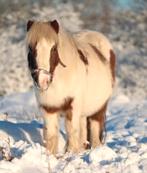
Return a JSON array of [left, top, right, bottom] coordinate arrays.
[[26, 20, 65, 90]]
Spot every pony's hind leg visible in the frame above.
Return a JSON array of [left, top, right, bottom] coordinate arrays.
[[43, 111, 59, 155], [89, 103, 107, 148]]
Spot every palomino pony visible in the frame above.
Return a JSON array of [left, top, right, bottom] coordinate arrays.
[[26, 20, 115, 155]]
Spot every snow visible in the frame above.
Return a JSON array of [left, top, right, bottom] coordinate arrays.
[[89, 145, 117, 163], [0, 91, 146, 173]]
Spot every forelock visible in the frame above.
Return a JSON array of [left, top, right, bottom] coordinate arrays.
[[26, 22, 58, 47]]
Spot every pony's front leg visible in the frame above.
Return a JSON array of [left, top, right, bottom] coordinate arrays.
[[80, 116, 88, 150], [65, 109, 80, 153], [43, 112, 59, 155]]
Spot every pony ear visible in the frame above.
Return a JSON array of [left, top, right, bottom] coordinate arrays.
[[27, 20, 34, 31], [50, 20, 59, 34]]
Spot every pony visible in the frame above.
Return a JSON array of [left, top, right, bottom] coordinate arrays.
[[26, 20, 115, 155]]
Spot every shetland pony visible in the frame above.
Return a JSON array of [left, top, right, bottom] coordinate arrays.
[[26, 20, 115, 154]]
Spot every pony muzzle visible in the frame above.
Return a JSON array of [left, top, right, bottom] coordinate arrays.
[[31, 69, 51, 91]]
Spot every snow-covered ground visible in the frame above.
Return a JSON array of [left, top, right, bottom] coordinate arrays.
[[0, 1, 147, 173], [0, 91, 146, 173]]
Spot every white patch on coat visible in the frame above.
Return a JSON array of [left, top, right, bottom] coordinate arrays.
[[36, 38, 54, 70]]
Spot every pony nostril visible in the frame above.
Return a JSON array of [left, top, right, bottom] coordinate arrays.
[[38, 73, 50, 90]]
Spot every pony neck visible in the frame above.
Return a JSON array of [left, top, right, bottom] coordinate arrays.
[[58, 29, 78, 66]]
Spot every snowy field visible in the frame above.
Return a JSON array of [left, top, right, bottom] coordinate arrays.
[[0, 1, 147, 173], [0, 92, 146, 173]]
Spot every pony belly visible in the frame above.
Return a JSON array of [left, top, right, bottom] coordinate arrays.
[[82, 89, 112, 117], [81, 71, 113, 117]]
